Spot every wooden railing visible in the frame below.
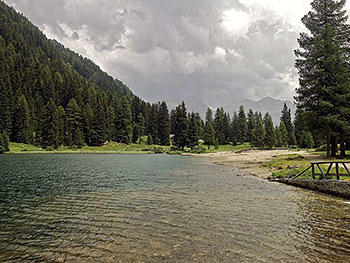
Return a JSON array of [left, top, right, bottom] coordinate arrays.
[[291, 161, 350, 180]]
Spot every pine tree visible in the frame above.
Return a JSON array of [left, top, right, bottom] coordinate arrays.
[[82, 103, 94, 145], [56, 106, 66, 146], [41, 99, 59, 149], [106, 105, 115, 142], [205, 108, 213, 124], [263, 113, 276, 149], [0, 133, 4, 154], [213, 108, 226, 144], [137, 113, 145, 138], [230, 112, 239, 145], [295, 0, 350, 158], [301, 131, 314, 149], [173, 102, 189, 150], [279, 122, 289, 147], [237, 105, 248, 143], [13, 94, 33, 144], [247, 109, 255, 142], [3, 131, 9, 152], [66, 98, 84, 148], [214, 138, 219, 149], [75, 127, 85, 148], [148, 103, 159, 144], [147, 133, 153, 145], [280, 103, 296, 146], [204, 121, 215, 149], [132, 124, 140, 143], [34, 96, 47, 146], [158, 102, 170, 146], [90, 96, 107, 146], [280, 103, 293, 134], [294, 108, 307, 147], [115, 96, 132, 144], [0, 82, 13, 137], [275, 126, 283, 147], [251, 116, 265, 147], [188, 112, 201, 148]]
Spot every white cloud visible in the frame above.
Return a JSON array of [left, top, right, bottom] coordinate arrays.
[[5, 0, 338, 107]]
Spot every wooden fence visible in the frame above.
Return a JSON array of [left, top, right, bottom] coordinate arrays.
[[291, 161, 350, 180]]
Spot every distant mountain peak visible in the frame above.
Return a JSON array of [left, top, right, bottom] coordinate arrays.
[[224, 97, 295, 125]]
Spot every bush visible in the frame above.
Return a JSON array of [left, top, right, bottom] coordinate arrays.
[[141, 147, 152, 152], [316, 145, 327, 152], [170, 146, 179, 151], [152, 147, 164, 154], [45, 146, 55, 151], [214, 138, 219, 149], [191, 145, 207, 154]]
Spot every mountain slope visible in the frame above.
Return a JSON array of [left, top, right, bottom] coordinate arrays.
[[0, 1, 141, 147], [52, 40, 130, 96]]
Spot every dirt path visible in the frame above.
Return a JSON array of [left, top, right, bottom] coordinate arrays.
[[200, 149, 312, 179]]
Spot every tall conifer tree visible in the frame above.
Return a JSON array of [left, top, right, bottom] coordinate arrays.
[[173, 102, 189, 150], [237, 106, 248, 143], [158, 102, 170, 146], [295, 0, 350, 157], [13, 94, 33, 144]]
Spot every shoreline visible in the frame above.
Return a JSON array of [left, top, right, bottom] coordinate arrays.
[[194, 149, 313, 179]]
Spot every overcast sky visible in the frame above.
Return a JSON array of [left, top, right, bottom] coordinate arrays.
[[5, 0, 349, 107]]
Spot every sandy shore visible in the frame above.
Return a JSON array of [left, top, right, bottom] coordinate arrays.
[[199, 149, 312, 179]]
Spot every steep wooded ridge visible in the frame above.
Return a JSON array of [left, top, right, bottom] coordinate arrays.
[[0, 1, 148, 148], [51, 40, 130, 96]]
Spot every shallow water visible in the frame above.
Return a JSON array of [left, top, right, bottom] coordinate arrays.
[[1, 154, 350, 262]]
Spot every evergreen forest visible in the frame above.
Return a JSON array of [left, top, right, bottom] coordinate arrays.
[[0, 0, 345, 156]]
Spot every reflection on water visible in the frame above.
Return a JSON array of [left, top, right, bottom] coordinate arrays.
[[1, 154, 350, 262]]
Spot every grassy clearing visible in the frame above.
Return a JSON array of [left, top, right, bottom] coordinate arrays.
[[9, 142, 45, 153]]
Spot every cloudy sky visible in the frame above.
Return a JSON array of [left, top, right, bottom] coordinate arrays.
[[5, 0, 348, 107]]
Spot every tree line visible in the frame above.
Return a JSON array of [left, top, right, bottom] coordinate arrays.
[[0, 1, 316, 153]]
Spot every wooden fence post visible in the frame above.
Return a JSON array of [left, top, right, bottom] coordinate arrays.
[[336, 162, 339, 180]]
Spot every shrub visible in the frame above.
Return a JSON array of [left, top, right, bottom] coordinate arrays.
[[152, 147, 164, 154], [45, 146, 55, 151], [170, 146, 179, 151], [191, 145, 207, 154], [141, 147, 152, 152], [316, 145, 327, 152]]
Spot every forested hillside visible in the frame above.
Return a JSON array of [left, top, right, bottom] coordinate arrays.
[[0, 1, 150, 149]]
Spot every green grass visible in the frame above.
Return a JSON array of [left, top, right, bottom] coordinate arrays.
[[264, 152, 350, 180], [8, 142, 171, 154], [7, 141, 255, 155], [263, 154, 312, 179], [9, 142, 44, 153]]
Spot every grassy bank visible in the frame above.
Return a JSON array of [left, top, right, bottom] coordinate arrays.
[[7, 142, 254, 154], [264, 151, 350, 180]]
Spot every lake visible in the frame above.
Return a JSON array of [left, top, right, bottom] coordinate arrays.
[[1, 154, 350, 262]]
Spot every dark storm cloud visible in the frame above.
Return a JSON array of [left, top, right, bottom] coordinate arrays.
[[5, 0, 313, 106]]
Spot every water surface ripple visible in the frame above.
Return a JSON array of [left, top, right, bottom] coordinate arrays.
[[1, 154, 350, 262]]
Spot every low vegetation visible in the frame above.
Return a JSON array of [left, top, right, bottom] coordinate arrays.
[[7, 140, 254, 155], [265, 151, 350, 180]]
